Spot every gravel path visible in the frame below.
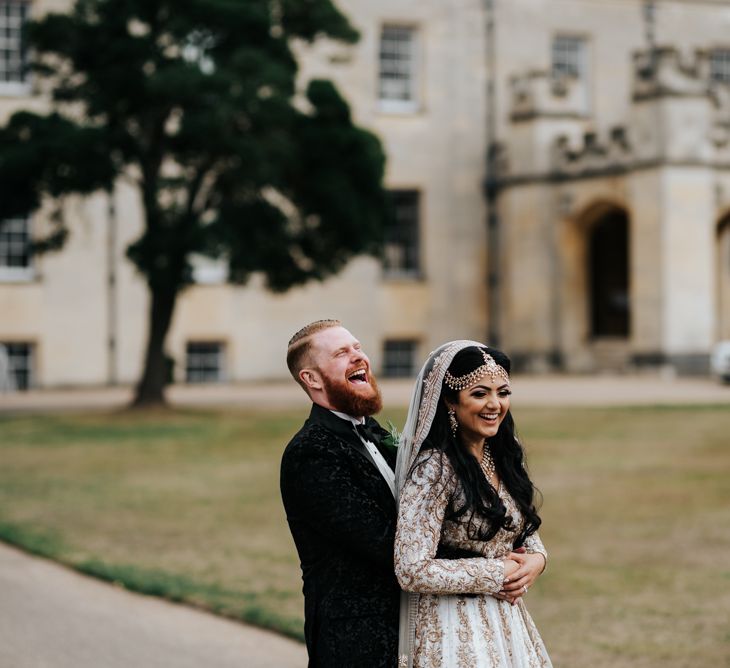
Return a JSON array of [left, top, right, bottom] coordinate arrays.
[[0, 542, 306, 668]]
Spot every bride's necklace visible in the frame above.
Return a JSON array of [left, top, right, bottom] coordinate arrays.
[[480, 443, 496, 480]]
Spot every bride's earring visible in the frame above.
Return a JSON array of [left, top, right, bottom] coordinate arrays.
[[448, 408, 458, 436]]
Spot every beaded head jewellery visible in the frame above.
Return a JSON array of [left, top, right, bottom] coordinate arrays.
[[443, 348, 509, 390]]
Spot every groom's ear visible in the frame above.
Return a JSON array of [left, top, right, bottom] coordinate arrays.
[[299, 368, 323, 392]]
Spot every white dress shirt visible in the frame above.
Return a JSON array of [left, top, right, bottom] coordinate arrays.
[[330, 410, 396, 498]]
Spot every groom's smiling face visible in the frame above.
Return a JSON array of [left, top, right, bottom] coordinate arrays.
[[309, 326, 382, 417]]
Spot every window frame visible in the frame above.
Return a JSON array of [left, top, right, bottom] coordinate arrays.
[[185, 341, 227, 384], [709, 48, 730, 84], [383, 189, 422, 279], [0, 341, 35, 391], [551, 34, 587, 82], [382, 339, 419, 378], [0, 0, 32, 96], [0, 216, 35, 283], [377, 23, 420, 114]]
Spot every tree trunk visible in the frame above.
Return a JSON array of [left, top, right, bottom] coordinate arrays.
[[131, 286, 178, 408]]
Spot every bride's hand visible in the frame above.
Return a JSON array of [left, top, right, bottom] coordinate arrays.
[[493, 558, 522, 604], [500, 552, 546, 598]]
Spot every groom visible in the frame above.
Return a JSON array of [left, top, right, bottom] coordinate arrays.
[[280, 320, 399, 668]]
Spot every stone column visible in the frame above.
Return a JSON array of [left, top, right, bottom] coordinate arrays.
[[659, 167, 716, 372]]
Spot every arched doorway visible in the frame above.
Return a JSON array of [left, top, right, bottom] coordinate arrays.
[[717, 216, 730, 340], [588, 209, 630, 338]]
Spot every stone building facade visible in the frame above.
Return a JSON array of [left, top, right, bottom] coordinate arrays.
[[495, 0, 730, 374], [1, 0, 730, 389]]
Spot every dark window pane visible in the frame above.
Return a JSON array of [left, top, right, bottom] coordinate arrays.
[[552, 35, 584, 79], [384, 190, 420, 276], [710, 49, 730, 83], [383, 340, 417, 378], [379, 25, 415, 102], [0, 1, 28, 84], [0, 342, 33, 390], [0, 217, 31, 268], [186, 342, 225, 383]]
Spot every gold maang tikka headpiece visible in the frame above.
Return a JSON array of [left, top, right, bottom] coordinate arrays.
[[443, 349, 509, 390]]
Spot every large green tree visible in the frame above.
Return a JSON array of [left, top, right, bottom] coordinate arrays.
[[0, 0, 389, 406]]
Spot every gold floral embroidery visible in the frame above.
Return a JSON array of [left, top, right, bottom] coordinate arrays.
[[478, 594, 502, 666], [395, 450, 552, 667], [456, 597, 476, 667], [395, 451, 505, 595], [415, 595, 443, 668]]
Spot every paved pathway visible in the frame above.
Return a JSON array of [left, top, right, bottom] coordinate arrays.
[[0, 542, 306, 668]]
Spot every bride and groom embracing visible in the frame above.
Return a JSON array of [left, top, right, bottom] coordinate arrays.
[[280, 320, 551, 668]]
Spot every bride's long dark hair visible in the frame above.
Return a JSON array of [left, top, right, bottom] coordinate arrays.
[[421, 346, 542, 547]]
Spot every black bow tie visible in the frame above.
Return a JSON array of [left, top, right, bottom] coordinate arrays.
[[355, 422, 381, 445]]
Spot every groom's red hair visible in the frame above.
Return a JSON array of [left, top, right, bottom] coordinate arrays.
[[286, 319, 341, 388]]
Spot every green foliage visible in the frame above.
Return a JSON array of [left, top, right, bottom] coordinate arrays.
[[77, 559, 223, 602], [3, 0, 388, 289], [0, 0, 390, 403], [0, 112, 114, 220], [0, 520, 66, 559]]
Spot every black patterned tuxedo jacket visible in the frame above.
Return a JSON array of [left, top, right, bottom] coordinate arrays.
[[280, 403, 400, 668]]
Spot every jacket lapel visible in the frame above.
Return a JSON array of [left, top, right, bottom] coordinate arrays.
[[306, 403, 394, 484]]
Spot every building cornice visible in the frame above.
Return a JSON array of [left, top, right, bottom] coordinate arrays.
[[497, 158, 730, 189]]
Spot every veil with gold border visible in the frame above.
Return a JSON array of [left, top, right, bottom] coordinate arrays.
[[394, 339, 487, 668]]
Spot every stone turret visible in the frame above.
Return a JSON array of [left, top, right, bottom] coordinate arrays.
[[510, 70, 590, 121], [631, 47, 715, 163], [629, 47, 717, 373], [506, 70, 589, 177], [499, 45, 723, 375]]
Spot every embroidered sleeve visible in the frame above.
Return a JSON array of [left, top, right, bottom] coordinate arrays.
[[439, 522, 492, 558], [394, 451, 505, 594], [523, 531, 548, 569]]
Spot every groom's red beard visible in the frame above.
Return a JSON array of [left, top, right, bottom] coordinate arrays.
[[321, 372, 383, 417]]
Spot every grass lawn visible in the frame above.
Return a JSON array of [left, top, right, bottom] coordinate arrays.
[[0, 404, 728, 667]]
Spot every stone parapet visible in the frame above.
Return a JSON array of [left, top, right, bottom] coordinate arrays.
[[632, 47, 709, 101], [509, 70, 590, 122], [551, 127, 632, 176]]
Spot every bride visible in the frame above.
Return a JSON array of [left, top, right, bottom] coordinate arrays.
[[394, 341, 552, 667]]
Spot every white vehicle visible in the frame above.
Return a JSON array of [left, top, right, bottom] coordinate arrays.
[[710, 341, 730, 383]]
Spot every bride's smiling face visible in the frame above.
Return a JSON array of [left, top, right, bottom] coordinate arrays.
[[447, 380, 512, 449]]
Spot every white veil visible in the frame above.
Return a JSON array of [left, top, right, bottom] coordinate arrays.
[[395, 339, 487, 668]]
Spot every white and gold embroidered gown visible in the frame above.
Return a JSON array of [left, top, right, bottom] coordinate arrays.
[[395, 449, 551, 668]]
